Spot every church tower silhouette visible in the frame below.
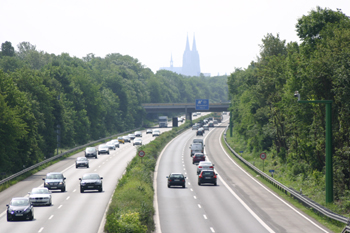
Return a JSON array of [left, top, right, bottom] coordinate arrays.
[[159, 34, 201, 77], [182, 34, 201, 76]]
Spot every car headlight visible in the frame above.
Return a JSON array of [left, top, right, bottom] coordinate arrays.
[[23, 207, 31, 213], [45, 182, 49, 185], [81, 182, 86, 186], [59, 182, 63, 185], [95, 180, 102, 184], [8, 208, 14, 214]]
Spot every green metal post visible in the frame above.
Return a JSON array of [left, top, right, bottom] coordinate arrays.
[[298, 99, 333, 203], [230, 110, 233, 137], [325, 102, 333, 203]]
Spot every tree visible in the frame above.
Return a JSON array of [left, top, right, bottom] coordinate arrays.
[[1, 41, 15, 57]]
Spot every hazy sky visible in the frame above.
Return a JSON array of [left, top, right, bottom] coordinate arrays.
[[1, 0, 349, 76]]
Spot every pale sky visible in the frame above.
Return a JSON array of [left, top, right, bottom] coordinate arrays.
[[1, 0, 349, 76]]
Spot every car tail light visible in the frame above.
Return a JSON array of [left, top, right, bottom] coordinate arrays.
[[199, 166, 202, 168], [209, 166, 213, 169], [213, 174, 217, 178], [199, 173, 203, 178]]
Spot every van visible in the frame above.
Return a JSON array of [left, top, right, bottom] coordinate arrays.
[[189, 143, 203, 157], [193, 138, 204, 146]]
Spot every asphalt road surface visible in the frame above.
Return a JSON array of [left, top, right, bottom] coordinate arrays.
[[155, 116, 331, 233]]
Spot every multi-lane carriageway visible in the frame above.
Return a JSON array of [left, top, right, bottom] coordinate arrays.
[[0, 114, 331, 233], [155, 115, 331, 233]]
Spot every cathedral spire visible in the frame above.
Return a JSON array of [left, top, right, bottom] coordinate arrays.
[[185, 33, 190, 51], [170, 53, 173, 68], [192, 34, 197, 51]]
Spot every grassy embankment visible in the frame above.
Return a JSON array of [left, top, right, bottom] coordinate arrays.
[[104, 117, 206, 233], [223, 130, 348, 233]]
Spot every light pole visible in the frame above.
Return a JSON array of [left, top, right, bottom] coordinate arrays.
[[294, 91, 333, 203]]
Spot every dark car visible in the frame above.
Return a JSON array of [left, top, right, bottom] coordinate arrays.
[[167, 173, 186, 188], [196, 128, 204, 136], [98, 144, 109, 155], [192, 153, 206, 164], [85, 147, 97, 159], [79, 173, 103, 193], [76, 157, 89, 168], [43, 172, 66, 192], [198, 170, 217, 186], [6, 197, 34, 221]]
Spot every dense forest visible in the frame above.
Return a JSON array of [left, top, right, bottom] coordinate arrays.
[[0, 43, 228, 175], [227, 7, 350, 203]]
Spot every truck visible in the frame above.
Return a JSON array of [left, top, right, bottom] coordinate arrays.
[[158, 116, 168, 128], [213, 112, 223, 123]]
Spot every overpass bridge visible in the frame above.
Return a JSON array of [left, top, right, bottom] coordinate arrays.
[[142, 102, 230, 121]]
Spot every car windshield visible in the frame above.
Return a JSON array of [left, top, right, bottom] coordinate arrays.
[[11, 199, 30, 206], [46, 173, 63, 179], [106, 142, 113, 146], [135, 131, 141, 134], [195, 154, 204, 157], [86, 147, 95, 152], [170, 174, 184, 178], [135, 139, 142, 142], [99, 145, 108, 149], [31, 188, 49, 194], [77, 157, 87, 161], [82, 174, 100, 180]]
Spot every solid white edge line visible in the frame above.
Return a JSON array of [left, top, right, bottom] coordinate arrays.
[[218, 129, 329, 233]]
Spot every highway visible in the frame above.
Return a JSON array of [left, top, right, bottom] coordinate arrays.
[[0, 124, 176, 233], [155, 116, 332, 233]]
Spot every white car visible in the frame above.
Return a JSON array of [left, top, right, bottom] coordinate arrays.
[[28, 187, 52, 206], [98, 144, 109, 154], [106, 141, 116, 150], [134, 131, 142, 137], [152, 129, 160, 137], [109, 139, 120, 148], [133, 138, 142, 146]]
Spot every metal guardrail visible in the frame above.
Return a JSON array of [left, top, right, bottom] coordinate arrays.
[[223, 127, 350, 226], [0, 128, 140, 186]]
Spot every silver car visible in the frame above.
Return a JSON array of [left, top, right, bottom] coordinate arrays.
[[134, 131, 142, 137], [197, 161, 214, 175], [98, 144, 109, 155], [106, 141, 116, 150], [28, 188, 52, 206], [109, 139, 120, 148], [133, 138, 142, 146], [76, 157, 89, 168]]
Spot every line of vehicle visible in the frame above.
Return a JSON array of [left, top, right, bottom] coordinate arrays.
[[185, 126, 216, 233]]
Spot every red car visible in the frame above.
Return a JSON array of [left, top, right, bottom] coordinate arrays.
[[192, 153, 206, 164]]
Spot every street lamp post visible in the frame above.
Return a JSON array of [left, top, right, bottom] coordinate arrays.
[[294, 91, 333, 203]]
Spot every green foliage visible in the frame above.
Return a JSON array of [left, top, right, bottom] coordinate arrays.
[[227, 7, 350, 213], [1, 41, 15, 57]]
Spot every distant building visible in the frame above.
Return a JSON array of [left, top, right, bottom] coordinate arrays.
[[160, 34, 203, 77]]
